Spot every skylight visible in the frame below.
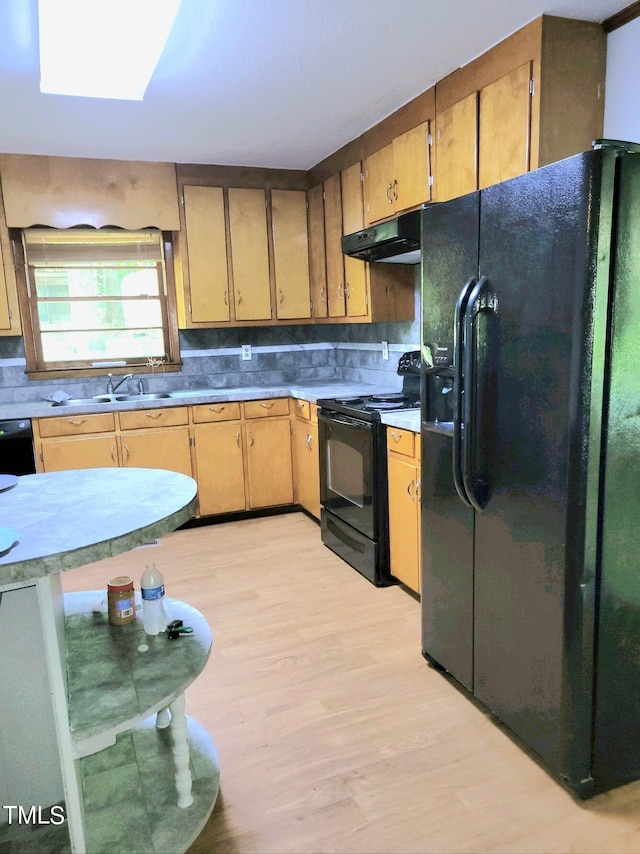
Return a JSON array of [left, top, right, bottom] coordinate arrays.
[[38, 0, 182, 101]]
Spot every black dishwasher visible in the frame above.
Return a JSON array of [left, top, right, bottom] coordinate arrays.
[[0, 419, 36, 475]]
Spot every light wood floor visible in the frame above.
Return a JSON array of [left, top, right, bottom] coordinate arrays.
[[63, 513, 640, 854]]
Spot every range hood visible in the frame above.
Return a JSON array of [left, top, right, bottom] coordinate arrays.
[[341, 209, 421, 264]]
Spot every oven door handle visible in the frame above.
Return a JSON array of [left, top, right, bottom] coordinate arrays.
[[319, 412, 373, 430]]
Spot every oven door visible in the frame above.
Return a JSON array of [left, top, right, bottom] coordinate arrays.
[[318, 410, 375, 540]]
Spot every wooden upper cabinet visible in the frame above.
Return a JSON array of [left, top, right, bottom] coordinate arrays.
[[340, 163, 368, 318], [392, 122, 431, 212], [363, 144, 394, 225], [479, 62, 532, 190], [183, 185, 230, 324], [433, 16, 606, 202], [228, 187, 272, 321], [0, 185, 20, 336], [364, 122, 431, 225], [271, 189, 311, 320], [307, 183, 327, 318], [434, 93, 479, 202], [323, 173, 345, 317]]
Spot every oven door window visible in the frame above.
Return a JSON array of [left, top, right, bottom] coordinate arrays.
[[327, 440, 364, 507], [319, 414, 375, 540]]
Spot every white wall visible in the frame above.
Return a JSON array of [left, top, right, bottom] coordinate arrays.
[[604, 16, 640, 144]]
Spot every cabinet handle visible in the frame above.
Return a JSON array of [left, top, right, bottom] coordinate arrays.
[[392, 179, 398, 201], [337, 282, 343, 299], [416, 478, 421, 501], [209, 405, 225, 412], [320, 287, 326, 302], [223, 290, 228, 306], [296, 401, 304, 410], [407, 479, 415, 500], [67, 418, 87, 426], [390, 431, 402, 443], [236, 432, 241, 447], [259, 402, 274, 409], [110, 446, 117, 463], [386, 183, 394, 203], [145, 412, 162, 420], [123, 443, 130, 462], [249, 431, 255, 446], [305, 434, 313, 450], [279, 289, 284, 304], [345, 282, 350, 300], [236, 290, 243, 304]]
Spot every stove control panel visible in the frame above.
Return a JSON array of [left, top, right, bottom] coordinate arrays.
[[397, 350, 421, 374]]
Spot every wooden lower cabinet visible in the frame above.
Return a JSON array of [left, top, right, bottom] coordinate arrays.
[[244, 418, 293, 509], [387, 427, 421, 594], [34, 397, 297, 517], [120, 427, 192, 477], [193, 420, 246, 515], [39, 434, 119, 471], [292, 400, 320, 519]]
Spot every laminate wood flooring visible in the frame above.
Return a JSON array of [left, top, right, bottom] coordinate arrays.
[[62, 512, 640, 854]]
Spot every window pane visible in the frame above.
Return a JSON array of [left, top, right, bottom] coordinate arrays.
[[38, 299, 163, 332], [40, 328, 166, 362], [34, 266, 160, 299]]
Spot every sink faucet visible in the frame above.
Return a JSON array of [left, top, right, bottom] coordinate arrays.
[[107, 373, 133, 394]]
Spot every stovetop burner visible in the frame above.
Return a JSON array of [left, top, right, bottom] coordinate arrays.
[[368, 393, 407, 403]]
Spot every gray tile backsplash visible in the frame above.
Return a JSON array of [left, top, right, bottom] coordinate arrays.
[[0, 275, 421, 404]]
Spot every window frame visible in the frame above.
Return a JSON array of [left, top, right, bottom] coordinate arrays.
[[12, 228, 182, 379]]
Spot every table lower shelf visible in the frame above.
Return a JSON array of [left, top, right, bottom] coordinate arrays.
[[81, 714, 220, 854], [0, 715, 220, 854]]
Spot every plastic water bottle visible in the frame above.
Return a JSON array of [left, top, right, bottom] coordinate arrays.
[[140, 563, 168, 635]]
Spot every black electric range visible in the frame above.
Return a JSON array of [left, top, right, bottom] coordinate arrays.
[[316, 351, 420, 586]]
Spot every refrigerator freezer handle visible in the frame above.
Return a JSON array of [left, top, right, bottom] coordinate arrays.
[[462, 275, 497, 511], [453, 276, 477, 508]]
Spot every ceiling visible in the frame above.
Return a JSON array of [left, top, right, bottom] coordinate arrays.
[[0, 0, 629, 170]]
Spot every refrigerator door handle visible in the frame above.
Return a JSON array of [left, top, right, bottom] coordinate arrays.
[[453, 276, 477, 507], [462, 275, 497, 511]]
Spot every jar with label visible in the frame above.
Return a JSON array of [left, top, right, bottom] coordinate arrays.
[[107, 576, 136, 626]]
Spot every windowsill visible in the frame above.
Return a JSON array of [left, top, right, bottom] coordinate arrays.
[[25, 362, 183, 381]]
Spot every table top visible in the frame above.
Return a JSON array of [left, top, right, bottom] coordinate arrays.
[[0, 468, 198, 587]]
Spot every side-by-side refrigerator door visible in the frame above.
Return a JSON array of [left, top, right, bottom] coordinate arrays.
[[420, 193, 479, 692]]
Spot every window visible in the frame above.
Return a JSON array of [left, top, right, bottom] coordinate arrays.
[[17, 227, 180, 376]]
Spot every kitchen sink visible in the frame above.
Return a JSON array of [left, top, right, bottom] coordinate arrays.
[[52, 396, 114, 406], [113, 393, 172, 401], [51, 392, 172, 406]]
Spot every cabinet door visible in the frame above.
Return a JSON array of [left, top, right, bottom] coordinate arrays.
[[393, 122, 431, 210], [387, 454, 420, 593], [479, 62, 532, 190], [271, 189, 311, 320], [293, 418, 320, 519], [245, 418, 293, 509], [0, 198, 20, 335], [323, 173, 345, 317], [363, 143, 394, 225], [0, 234, 12, 331], [434, 92, 478, 202], [341, 162, 368, 318], [39, 435, 119, 472], [183, 185, 230, 323], [307, 183, 328, 318], [193, 421, 246, 515], [120, 427, 192, 477], [228, 188, 272, 320]]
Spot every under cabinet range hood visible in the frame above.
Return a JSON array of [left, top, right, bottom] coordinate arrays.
[[341, 209, 421, 264]]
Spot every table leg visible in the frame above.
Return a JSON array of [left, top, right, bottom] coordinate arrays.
[[168, 693, 193, 808]]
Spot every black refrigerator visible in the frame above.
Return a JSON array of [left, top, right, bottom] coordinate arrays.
[[420, 141, 640, 799]]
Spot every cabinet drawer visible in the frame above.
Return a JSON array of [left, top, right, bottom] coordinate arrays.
[[292, 399, 310, 421], [37, 412, 116, 438], [243, 398, 290, 419], [192, 402, 241, 423], [119, 407, 188, 430], [386, 427, 415, 458]]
